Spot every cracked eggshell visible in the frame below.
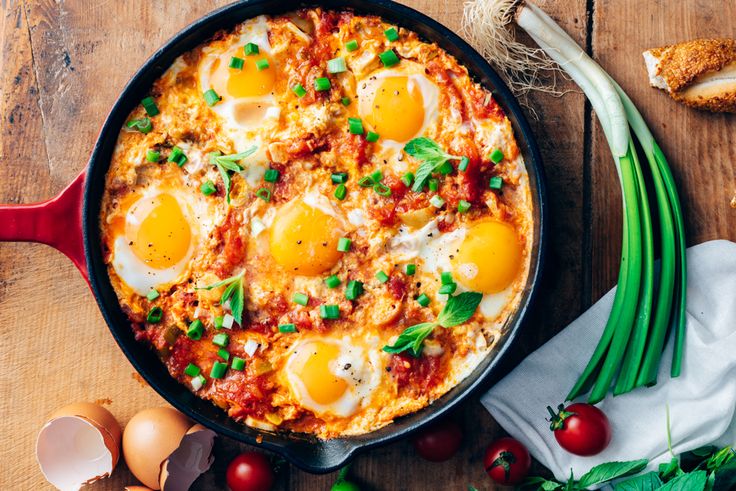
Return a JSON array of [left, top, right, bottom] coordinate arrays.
[[123, 407, 192, 490], [159, 424, 217, 491], [125, 487, 154, 491], [36, 402, 122, 491]]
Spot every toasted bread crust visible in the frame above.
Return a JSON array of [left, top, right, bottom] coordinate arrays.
[[651, 38, 736, 92]]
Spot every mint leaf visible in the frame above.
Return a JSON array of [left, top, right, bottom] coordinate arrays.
[[713, 458, 736, 491], [518, 477, 562, 490], [657, 470, 707, 491], [403, 137, 461, 192], [382, 322, 437, 357], [614, 471, 662, 491], [578, 459, 648, 488], [209, 146, 257, 203], [659, 457, 683, 481], [437, 292, 483, 327], [197, 272, 245, 324]]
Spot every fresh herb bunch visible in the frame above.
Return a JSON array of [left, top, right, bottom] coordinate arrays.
[[198, 271, 245, 324], [383, 292, 482, 356], [518, 445, 736, 490], [403, 137, 464, 192], [209, 146, 257, 203]]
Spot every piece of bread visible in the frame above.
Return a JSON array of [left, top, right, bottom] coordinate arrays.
[[643, 38, 736, 113]]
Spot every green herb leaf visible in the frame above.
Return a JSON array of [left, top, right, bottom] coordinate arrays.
[[403, 137, 461, 192], [713, 458, 736, 491], [706, 447, 735, 471], [437, 292, 483, 327], [382, 322, 437, 357], [657, 470, 707, 491], [197, 272, 245, 324], [518, 477, 561, 490], [659, 457, 683, 481], [578, 459, 649, 488], [613, 471, 662, 491], [209, 146, 258, 203]]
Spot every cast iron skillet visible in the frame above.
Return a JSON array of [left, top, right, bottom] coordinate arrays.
[[0, 0, 546, 473]]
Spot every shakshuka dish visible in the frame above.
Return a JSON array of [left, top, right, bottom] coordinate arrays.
[[100, 9, 533, 438]]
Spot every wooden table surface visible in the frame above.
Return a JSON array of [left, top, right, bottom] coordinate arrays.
[[1, 0, 734, 489]]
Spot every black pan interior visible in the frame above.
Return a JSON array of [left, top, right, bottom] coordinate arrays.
[[83, 0, 547, 473]]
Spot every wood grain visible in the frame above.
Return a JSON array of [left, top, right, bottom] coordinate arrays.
[[0, 0, 731, 489]]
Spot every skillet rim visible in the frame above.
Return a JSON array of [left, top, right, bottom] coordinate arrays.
[[82, 0, 548, 473]]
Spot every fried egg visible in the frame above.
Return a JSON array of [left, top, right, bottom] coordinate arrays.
[[109, 187, 207, 295], [356, 61, 439, 158], [285, 337, 381, 417], [390, 218, 523, 318], [268, 190, 346, 276]]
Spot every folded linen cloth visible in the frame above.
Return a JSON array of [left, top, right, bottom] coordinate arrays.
[[482, 240, 736, 482]]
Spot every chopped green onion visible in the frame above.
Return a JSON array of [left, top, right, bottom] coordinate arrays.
[[358, 176, 374, 187], [428, 178, 439, 192], [200, 180, 217, 196], [217, 348, 230, 361], [184, 363, 200, 377], [279, 323, 297, 333], [379, 49, 400, 67], [439, 282, 457, 295], [191, 374, 206, 390], [345, 280, 364, 300], [126, 117, 152, 134], [314, 77, 331, 91], [320, 304, 340, 319], [376, 271, 389, 283], [325, 275, 341, 288], [292, 84, 307, 97], [457, 200, 471, 213], [203, 88, 221, 107], [401, 172, 414, 187], [327, 57, 347, 73], [489, 176, 504, 190], [438, 161, 453, 175], [141, 96, 159, 117], [490, 148, 504, 163], [406, 264, 416, 275], [441, 271, 454, 284], [430, 195, 445, 208], [146, 289, 160, 301], [366, 131, 380, 143], [214, 316, 224, 329], [384, 27, 399, 41], [348, 117, 364, 135], [244, 43, 259, 55], [210, 361, 228, 379], [146, 149, 160, 163], [255, 187, 271, 202], [255, 58, 269, 71], [373, 182, 391, 197], [187, 320, 204, 340], [371, 170, 383, 182], [416, 293, 430, 307], [331, 172, 348, 184], [231, 357, 246, 370], [264, 169, 280, 183], [458, 156, 470, 172], [345, 39, 359, 52], [337, 237, 352, 252], [334, 184, 347, 200], [167, 146, 187, 167], [147, 307, 163, 323], [229, 56, 245, 70], [292, 292, 309, 306], [341, 96, 351, 106], [212, 332, 229, 348]]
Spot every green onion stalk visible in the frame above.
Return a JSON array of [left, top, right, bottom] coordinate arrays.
[[469, 1, 688, 402]]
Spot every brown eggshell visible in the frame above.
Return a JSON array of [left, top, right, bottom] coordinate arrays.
[[125, 487, 155, 491], [159, 424, 216, 491], [37, 402, 122, 490], [123, 407, 192, 490]]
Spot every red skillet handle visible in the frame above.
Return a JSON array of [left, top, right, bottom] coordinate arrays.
[[0, 170, 88, 281]]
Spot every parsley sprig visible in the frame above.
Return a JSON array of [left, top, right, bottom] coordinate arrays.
[[403, 137, 463, 192], [383, 292, 482, 357], [198, 271, 245, 325], [209, 146, 257, 203]]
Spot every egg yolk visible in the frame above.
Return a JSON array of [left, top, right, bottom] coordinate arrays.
[[269, 200, 342, 275], [364, 76, 424, 142], [125, 193, 191, 269], [210, 54, 275, 99], [293, 341, 348, 406], [451, 220, 522, 293]]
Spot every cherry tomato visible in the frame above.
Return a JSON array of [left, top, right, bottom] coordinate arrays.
[[483, 437, 531, 486], [226, 451, 275, 491], [547, 403, 612, 456], [412, 419, 463, 462]]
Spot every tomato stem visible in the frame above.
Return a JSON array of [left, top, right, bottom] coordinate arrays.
[[547, 404, 574, 431], [487, 451, 517, 481]]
